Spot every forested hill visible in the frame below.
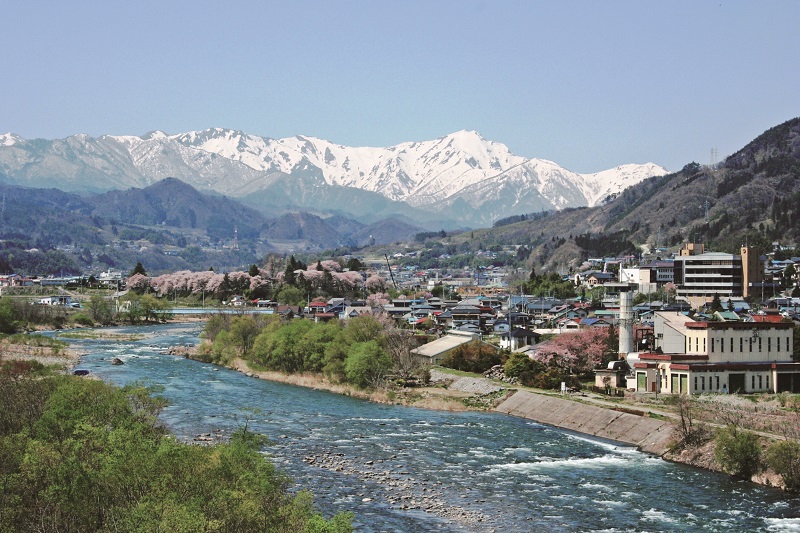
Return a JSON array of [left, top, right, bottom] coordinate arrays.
[[461, 117, 800, 273], [0, 176, 424, 275]]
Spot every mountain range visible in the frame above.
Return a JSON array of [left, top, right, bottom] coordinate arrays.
[[0, 118, 796, 277], [0, 129, 666, 228], [456, 117, 800, 274]]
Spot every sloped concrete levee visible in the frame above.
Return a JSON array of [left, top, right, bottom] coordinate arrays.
[[494, 391, 675, 455]]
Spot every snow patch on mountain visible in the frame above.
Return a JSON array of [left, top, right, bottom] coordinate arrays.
[[0, 128, 667, 226], [1, 133, 25, 146]]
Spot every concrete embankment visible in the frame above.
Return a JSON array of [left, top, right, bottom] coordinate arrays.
[[494, 391, 675, 455]]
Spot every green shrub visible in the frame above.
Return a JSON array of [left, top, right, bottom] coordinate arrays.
[[344, 341, 391, 388], [766, 440, 800, 492], [520, 367, 578, 390], [0, 375, 353, 532], [71, 313, 94, 326], [714, 426, 763, 479], [440, 342, 502, 374], [504, 352, 534, 378]]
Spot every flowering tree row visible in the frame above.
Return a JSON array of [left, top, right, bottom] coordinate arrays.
[[126, 265, 388, 300]]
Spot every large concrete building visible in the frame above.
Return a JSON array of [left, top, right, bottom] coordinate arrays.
[[631, 311, 800, 394], [673, 246, 763, 309]]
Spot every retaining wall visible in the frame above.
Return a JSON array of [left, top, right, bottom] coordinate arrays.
[[494, 391, 675, 455]]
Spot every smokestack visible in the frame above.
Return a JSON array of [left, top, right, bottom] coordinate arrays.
[[618, 286, 634, 357]]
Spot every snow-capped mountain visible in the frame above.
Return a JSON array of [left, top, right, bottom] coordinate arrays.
[[0, 128, 666, 227]]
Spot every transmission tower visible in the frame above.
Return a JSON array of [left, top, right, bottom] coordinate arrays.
[[233, 225, 239, 251], [710, 147, 718, 168]]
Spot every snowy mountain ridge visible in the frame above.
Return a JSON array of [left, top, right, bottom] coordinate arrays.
[[0, 128, 667, 227]]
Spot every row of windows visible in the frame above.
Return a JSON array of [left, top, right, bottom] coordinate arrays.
[[693, 374, 723, 391], [689, 334, 791, 354], [692, 374, 770, 392]]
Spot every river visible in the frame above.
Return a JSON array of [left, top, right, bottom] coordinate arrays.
[[67, 323, 800, 532]]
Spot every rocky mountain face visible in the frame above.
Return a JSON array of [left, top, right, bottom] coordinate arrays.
[[0, 129, 666, 228], [460, 117, 800, 273]]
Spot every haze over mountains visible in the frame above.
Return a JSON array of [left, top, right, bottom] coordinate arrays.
[[0, 129, 666, 228]]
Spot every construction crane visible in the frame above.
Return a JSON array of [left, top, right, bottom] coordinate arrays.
[[384, 254, 398, 290]]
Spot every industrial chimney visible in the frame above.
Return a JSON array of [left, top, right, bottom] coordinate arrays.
[[617, 284, 634, 357]]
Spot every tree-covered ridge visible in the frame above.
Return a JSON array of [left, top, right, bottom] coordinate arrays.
[[0, 370, 353, 532]]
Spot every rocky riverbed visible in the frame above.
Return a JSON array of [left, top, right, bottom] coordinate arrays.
[[301, 450, 495, 530]]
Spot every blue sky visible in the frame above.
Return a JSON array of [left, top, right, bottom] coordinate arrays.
[[2, 1, 798, 173]]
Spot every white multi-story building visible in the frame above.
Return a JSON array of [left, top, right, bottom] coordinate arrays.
[[632, 311, 799, 394]]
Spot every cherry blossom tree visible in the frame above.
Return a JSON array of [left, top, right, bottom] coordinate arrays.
[[365, 274, 387, 292], [532, 328, 612, 374], [126, 273, 152, 294]]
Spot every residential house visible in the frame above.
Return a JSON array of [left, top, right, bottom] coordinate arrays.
[[450, 304, 484, 330], [492, 319, 511, 334], [342, 305, 373, 320], [38, 295, 78, 307], [275, 305, 300, 319], [584, 271, 616, 287], [411, 331, 484, 365], [500, 328, 541, 351], [580, 317, 612, 329], [228, 295, 246, 307]]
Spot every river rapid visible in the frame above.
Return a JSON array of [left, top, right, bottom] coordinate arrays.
[[68, 323, 800, 532]]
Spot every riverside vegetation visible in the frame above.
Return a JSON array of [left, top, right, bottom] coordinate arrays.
[[197, 314, 430, 392], [199, 313, 800, 493], [0, 363, 353, 532]]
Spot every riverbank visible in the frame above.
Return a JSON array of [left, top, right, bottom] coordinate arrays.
[[192, 353, 800, 492], [493, 390, 675, 454], [226, 357, 510, 412], [0, 335, 81, 371]]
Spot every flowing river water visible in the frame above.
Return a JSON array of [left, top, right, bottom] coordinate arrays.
[[67, 323, 800, 532]]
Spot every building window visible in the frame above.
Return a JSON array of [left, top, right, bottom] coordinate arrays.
[[778, 337, 781, 352], [694, 376, 698, 392], [759, 375, 763, 390], [703, 338, 706, 353], [696, 337, 699, 352], [740, 338, 743, 352], [759, 337, 762, 352], [716, 376, 720, 390], [730, 338, 733, 352], [711, 339, 715, 353], [752, 375, 755, 390], [701, 376, 705, 391], [767, 375, 770, 389], [768, 337, 771, 352]]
